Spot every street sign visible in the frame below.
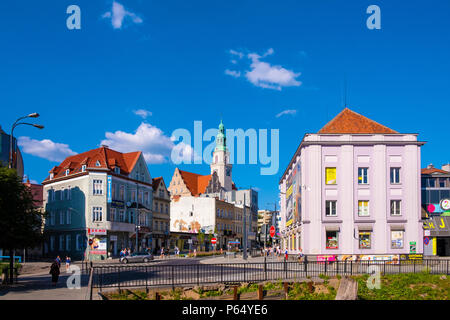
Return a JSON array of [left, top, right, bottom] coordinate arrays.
[[211, 237, 217, 244], [269, 226, 275, 238], [424, 237, 430, 245]]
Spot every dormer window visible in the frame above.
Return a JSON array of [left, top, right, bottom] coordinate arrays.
[[114, 167, 120, 174], [49, 173, 54, 180], [96, 160, 101, 167], [65, 169, 70, 176], [81, 165, 86, 172]]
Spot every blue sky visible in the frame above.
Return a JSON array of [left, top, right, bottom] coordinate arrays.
[[0, 0, 449, 210]]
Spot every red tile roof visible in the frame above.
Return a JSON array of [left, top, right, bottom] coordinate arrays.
[[178, 170, 212, 196], [43, 146, 142, 182], [24, 181, 43, 207], [318, 108, 398, 134], [421, 168, 449, 175]]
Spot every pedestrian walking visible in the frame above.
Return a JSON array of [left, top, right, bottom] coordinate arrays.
[[65, 256, 71, 272], [55, 256, 61, 268], [160, 247, 164, 259], [49, 261, 60, 287], [284, 249, 288, 261]]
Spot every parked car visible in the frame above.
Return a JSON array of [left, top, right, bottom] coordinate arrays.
[[120, 252, 154, 264]]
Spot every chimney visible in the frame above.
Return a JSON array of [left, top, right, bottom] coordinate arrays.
[[442, 164, 450, 173], [427, 163, 434, 169], [101, 144, 109, 149]]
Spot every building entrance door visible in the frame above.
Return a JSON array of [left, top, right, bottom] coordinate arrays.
[[437, 237, 450, 256]]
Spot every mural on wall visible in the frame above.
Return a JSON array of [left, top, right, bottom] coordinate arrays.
[[173, 219, 188, 232], [190, 221, 201, 233]]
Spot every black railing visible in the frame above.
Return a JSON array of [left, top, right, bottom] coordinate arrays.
[[90, 259, 450, 296]]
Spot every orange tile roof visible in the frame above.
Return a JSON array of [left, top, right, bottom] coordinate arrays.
[[421, 168, 449, 175], [318, 108, 398, 134], [43, 146, 142, 182], [178, 170, 212, 196]]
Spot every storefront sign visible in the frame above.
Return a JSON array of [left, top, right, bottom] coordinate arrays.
[[440, 199, 450, 211], [111, 200, 125, 208], [88, 228, 107, 235], [423, 217, 450, 236], [409, 241, 417, 254]]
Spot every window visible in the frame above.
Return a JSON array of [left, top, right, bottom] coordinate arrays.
[[138, 191, 143, 204], [81, 165, 86, 172], [325, 201, 337, 217], [60, 190, 64, 201], [50, 211, 55, 226], [325, 167, 337, 185], [50, 236, 55, 251], [66, 235, 71, 251], [390, 200, 401, 216], [439, 178, 446, 188], [326, 231, 338, 249], [59, 211, 64, 225], [65, 169, 70, 176], [59, 235, 64, 250], [119, 185, 125, 200], [95, 160, 101, 167], [50, 173, 54, 180], [114, 167, 120, 174], [119, 210, 124, 222], [67, 187, 71, 200], [160, 203, 163, 213], [358, 201, 370, 216], [391, 230, 404, 249], [358, 168, 368, 184], [92, 207, 103, 222], [390, 167, 401, 184], [131, 190, 136, 202], [144, 192, 149, 205], [359, 232, 371, 249], [76, 234, 82, 251], [165, 204, 169, 214], [66, 210, 71, 224], [93, 179, 103, 195], [109, 208, 115, 222]]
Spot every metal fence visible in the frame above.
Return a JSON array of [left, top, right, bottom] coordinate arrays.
[[90, 259, 450, 296]]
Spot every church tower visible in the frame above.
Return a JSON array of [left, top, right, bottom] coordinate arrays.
[[211, 120, 232, 191]]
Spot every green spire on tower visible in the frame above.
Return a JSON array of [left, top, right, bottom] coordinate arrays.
[[215, 120, 227, 151]]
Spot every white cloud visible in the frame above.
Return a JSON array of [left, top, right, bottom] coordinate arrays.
[[17, 137, 77, 162], [225, 69, 241, 78], [276, 109, 297, 118], [246, 49, 301, 90], [133, 109, 152, 119], [101, 123, 174, 164], [102, 1, 143, 29], [226, 48, 302, 91]]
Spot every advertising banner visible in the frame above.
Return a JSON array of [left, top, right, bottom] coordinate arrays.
[[285, 170, 294, 227], [107, 175, 112, 203], [89, 236, 107, 255]]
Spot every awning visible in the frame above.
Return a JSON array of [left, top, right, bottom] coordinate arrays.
[[325, 226, 340, 232], [390, 225, 405, 231], [357, 225, 373, 231]]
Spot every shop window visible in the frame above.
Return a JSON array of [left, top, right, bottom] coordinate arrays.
[[391, 230, 404, 249], [326, 231, 338, 249], [359, 231, 371, 249]]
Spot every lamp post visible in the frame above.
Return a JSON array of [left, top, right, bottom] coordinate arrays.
[[9, 113, 43, 171], [8, 113, 43, 266]]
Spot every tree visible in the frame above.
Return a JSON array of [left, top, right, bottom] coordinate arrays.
[[0, 167, 45, 283], [197, 230, 205, 251]]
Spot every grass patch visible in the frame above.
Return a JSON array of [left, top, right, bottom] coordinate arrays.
[[353, 272, 450, 300]]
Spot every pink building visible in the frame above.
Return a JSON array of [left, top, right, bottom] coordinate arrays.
[[279, 108, 425, 260]]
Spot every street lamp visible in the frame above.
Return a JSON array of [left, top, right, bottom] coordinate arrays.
[[9, 113, 44, 170]]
